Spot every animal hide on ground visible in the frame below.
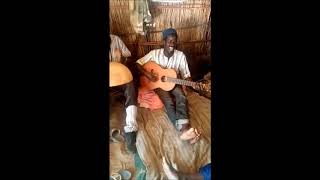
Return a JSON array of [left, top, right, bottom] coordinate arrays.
[[109, 91, 211, 179]]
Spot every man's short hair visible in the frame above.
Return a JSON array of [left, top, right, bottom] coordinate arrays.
[[162, 28, 178, 40]]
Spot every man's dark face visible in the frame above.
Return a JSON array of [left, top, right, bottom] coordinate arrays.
[[163, 35, 177, 57]]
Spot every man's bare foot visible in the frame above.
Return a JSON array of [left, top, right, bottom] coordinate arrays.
[[179, 126, 202, 144], [189, 128, 201, 144], [180, 127, 197, 140], [194, 128, 201, 137], [162, 157, 178, 180], [189, 133, 201, 144]]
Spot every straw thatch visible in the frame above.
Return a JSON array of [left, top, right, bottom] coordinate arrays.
[[109, 0, 211, 58]]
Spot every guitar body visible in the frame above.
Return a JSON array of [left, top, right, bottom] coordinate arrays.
[[140, 62, 211, 99], [140, 61, 177, 91]]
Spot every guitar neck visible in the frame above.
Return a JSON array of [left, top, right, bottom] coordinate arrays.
[[166, 77, 198, 87]]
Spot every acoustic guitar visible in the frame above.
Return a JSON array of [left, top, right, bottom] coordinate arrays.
[[140, 61, 211, 94]]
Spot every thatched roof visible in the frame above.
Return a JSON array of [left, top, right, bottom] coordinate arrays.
[[109, 0, 211, 58]]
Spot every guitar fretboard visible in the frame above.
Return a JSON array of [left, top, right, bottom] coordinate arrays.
[[166, 77, 198, 87]]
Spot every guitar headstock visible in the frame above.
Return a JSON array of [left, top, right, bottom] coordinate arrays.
[[197, 80, 211, 92], [194, 80, 211, 99], [203, 83, 211, 92]]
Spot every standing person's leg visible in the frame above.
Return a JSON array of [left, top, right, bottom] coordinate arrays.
[[154, 88, 177, 126], [121, 81, 138, 153]]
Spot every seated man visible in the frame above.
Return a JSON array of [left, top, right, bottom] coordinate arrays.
[[109, 34, 138, 153], [135, 28, 204, 144]]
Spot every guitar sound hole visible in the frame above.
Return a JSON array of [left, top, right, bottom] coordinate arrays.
[[161, 76, 167, 82]]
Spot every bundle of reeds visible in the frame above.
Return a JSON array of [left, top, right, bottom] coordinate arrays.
[[109, 0, 211, 58]]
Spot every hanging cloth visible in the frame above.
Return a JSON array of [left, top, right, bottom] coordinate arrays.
[[129, 0, 152, 35]]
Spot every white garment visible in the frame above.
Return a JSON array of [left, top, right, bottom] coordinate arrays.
[[109, 34, 131, 62], [175, 119, 190, 131], [124, 105, 138, 133], [136, 48, 191, 79], [129, 0, 152, 35]]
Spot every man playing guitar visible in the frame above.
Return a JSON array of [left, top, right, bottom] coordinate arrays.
[[135, 28, 208, 144]]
